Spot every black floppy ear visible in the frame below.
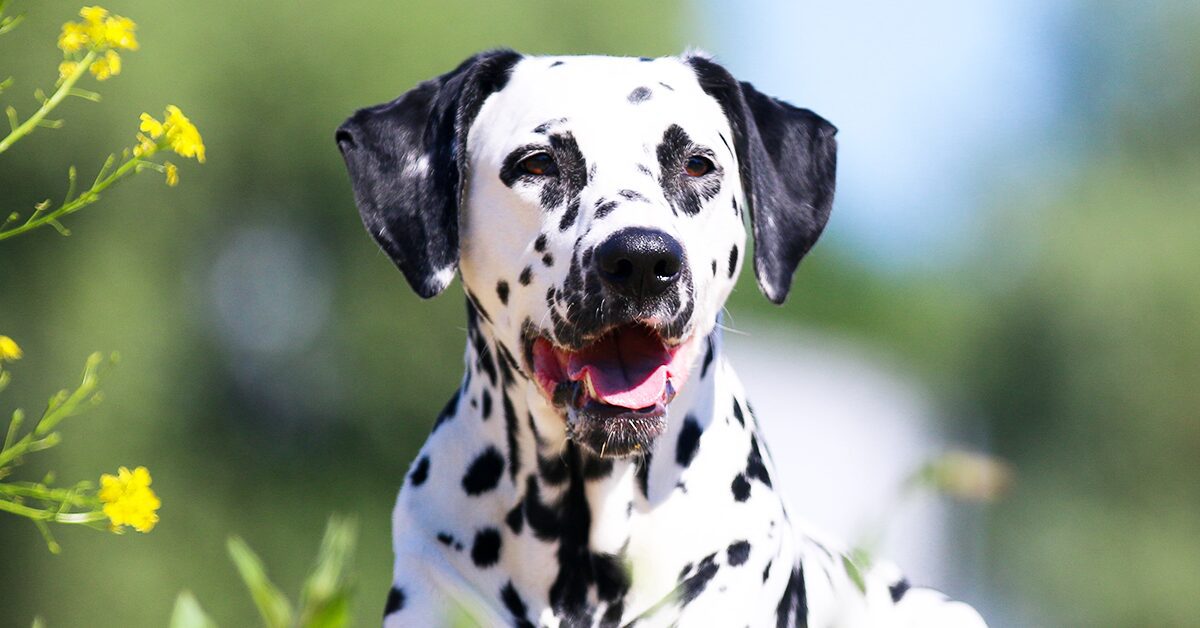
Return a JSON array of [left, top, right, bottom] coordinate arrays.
[[687, 56, 838, 304], [335, 49, 523, 298]]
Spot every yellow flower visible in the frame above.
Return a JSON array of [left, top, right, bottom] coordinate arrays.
[[102, 16, 138, 51], [132, 133, 157, 157], [164, 162, 179, 186], [99, 466, 160, 533], [89, 49, 122, 81], [0, 336, 22, 362], [58, 21, 89, 53], [139, 112, 164, 138], [79, 6, 109, 24], [59, 61, 80, 82], [163, 105, 205, 163]]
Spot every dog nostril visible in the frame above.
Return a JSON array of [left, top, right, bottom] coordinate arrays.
[[614, 259, 634, 279]]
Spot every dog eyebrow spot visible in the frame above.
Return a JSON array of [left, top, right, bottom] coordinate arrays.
[[658, 81, 674, 91], [533, 118, 567, 134], [519, 266, 533, 286], [594, 199, 619, 220], [628, 86, 652, 103], [618, 189, 648, 202], [636, 164, 654, 177]]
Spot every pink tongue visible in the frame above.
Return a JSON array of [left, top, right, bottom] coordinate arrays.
[[567, 327, 671, 409]]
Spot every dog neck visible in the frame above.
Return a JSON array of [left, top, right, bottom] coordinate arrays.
[[430, 299, 793, 621]]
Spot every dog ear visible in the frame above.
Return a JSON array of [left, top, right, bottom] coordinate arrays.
[[336, 50, 523, 298], [687, 55, 838, 304]]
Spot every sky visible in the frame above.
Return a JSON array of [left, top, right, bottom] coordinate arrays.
[[697, 0, 1068, 273]]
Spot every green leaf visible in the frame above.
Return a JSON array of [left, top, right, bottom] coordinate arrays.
[[841, 553, 867, 595], [169, 591, 218, 628], [297, 516, 358, 628], [227, 536, 294, 628]]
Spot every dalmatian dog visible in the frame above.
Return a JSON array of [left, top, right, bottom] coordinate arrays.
[[336, 50, 987, 628]]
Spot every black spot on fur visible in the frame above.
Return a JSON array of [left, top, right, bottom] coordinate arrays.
[[594, 198, 620, 219], [636, 163, 654, 177], [676, 416, 702, 467], [775, 567, 808, 627], [505, 502, 524, 534], [658, 81, 674, 91], [656, 124, 722, 216], [534, 233, 548, 252], [890, 578, 911, 602], [550, 60, 564, 67], [727, 540, 751, 566], [383, 586, 405, 616], [635, 453, 653, 499], [600, 600, 624, 628], [731, 472, 751, 501], [471, 527, 502, 567], [538, 453, 570, 485], [639, 56, 652, 62], [501, 581, 536, 628], [436, 532, 455, 547], [711, 259, 717, 276], [700, 336, 715, 378], [503, 393, 521, 482], [462, 447, 505, 495], [519, 265, 533, 286], [544, 131, 587, 214], [618, 189, 648, 202], [678, 562, 693, 581], [732, 398, 746, 426], [542, 252, 555, 267], [481, 389, 493, 420], [747, 436, 773, 487], [431, 388, 460, 433], [523, 475, 560, 540], [728, 244, 739, 278], [582, 453, 615, 480], [408, 456, 429, 486], [680, 552, 719, 604], [628, 86, 652, 103], [594, 552, 630, 602], [496, 280, 510, 305], [763, 560, 773, 583]]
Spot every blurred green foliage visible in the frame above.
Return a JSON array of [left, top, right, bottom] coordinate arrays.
[[2, 1, 1199, 627]]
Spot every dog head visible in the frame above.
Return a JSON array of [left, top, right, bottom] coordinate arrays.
[[337, 51, 836, 457]]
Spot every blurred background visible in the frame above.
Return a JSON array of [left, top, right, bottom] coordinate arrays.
[[1, 0, 1197, 626]]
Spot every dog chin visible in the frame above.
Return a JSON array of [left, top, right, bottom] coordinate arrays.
[[566, 400, 668, 458]]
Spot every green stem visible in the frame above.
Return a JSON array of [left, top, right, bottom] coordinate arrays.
[[0, 496, 105, 524], [0, 150, 146, 240], [0, 482, 97, 508], [0, 49, 96, 154]]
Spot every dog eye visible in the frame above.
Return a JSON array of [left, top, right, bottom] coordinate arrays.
[[684, 155, 714, 177], [519, 152, 558, 176]]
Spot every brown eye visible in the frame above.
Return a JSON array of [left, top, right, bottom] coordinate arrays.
[[685, 155, 713, 177], [519, 152, 557, 176]]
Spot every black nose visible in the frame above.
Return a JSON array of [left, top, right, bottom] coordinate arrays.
[[594, 228, 684, 299]]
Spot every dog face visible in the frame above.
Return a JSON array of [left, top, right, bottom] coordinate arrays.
[[337, 51, 836, 457]]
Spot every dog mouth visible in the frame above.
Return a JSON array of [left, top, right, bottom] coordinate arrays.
[[529, 324, 697, 457]]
